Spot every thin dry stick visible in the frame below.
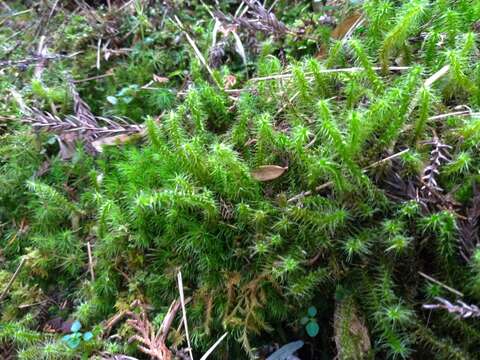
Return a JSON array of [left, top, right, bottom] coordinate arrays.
[[250, 66, 411, 82], [429, 111, 480, 121], [343, 16, 365, 41], [199, 332, 228, 360], [267, 0, 280, 12], [177, 271, 194, 360], [274, 91, 299, 119], [287, 149, 410, 203], [34, 35, 46, 79], [87, 241, 95, 281], [364, 148, 410, 170], [0, 9, 32, 25], [0, 257, 26, 302], [418, 271, 464, 298], [47, 0, 60, 23], [73, 73, 114, 83], [96, 38, 102, 70], [401, 64, 452, 133], [425, 65, 450, 88], [173, 16, 221, 89], [160, 299, 184, 342]]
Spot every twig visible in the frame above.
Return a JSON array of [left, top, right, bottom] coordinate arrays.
[[0, 257, 26, 302], [172, 16, 221, 89], [287, 149, 410, 203], [177, 271, 194, 360], [423, 297, 480, 318], [424, 65, 450, 88], [418, 271, 464, 297], [0, 51, 82, 69], [250, 66, 411, 81], [0, 0, 11, 10], [87, 241, 95, 281], [429, 111, 480, 121], [127, 300, 176, 360], [73, 73, 114, 83], [18, 300, 49, 309], [0, 9, 32, 26], [96, 38, 102, 70], [160, 300, 182, 342], [103, 310, 128, 337], [47, 0, 60, 24], [267, 0, 279, 12], [34, 35, 47, 79], [404, 65, 452, 122], [199, 332, 228, 360], [274, 91, 299, 119]]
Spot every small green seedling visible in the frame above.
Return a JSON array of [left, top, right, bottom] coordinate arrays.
[[300, 306, 319, 337], [62, 320, 94, 349]]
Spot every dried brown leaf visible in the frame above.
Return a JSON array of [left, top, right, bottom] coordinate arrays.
[[251, 165, 287, 181], [92, 132, 143, 152], [331, 12, 362, 40]]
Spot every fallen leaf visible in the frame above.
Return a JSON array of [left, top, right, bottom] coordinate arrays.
[[92, 132, 143, 153], [331, 12, 362, 40], [251, 165, 287, 181], [232, 30, 247, 66], [153, 74, 169, 83]]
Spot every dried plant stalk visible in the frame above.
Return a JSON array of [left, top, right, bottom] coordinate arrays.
[[423, 297, 480, 319], [421, 137, 452, 195], [214, 0, 289, 38], [459, 184, 480, 261], [126, 300, 182, 360], [21, 80, 143, 158]]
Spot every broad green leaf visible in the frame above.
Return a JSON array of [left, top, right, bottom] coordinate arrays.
[[71, 320, 82, 333], [66, 336, 81, 349], [306, 321, 320, 337], [83, 331, 94, 341], [307, 306, 317, 317]]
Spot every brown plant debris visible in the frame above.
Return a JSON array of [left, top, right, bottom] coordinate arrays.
[[421, 137, 452, 195], [214, 0, 289, 38], [126, 299, 182, 360], [22, 80, 144, 158], [423, 297, 480, 319], [23, 108, 143, 158]]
